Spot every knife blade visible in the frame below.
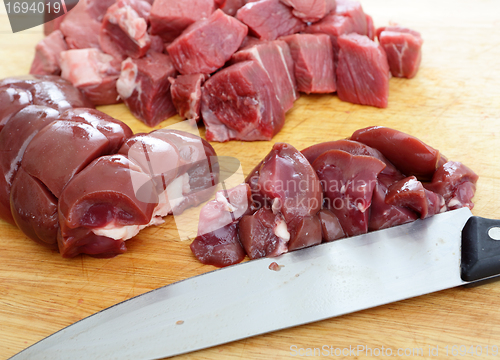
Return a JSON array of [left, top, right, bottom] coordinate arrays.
[[9, 207, 500, 360]]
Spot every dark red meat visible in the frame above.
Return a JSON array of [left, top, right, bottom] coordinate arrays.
[[0, 106, 60, 225], [281, 33, 336, 94], [116, 52, 177, 126], [336, 33, 390, 108], [236, 0, 305, 41], [167, 10, 248, 75], [377, 26, 423, 79], [201, 61, 285, 142], [231, 40, 298, 112], [312, 149, 386, 236], [0, 88, 32, 134], [169, 74, 208, 126], [317, 208, 345, 242], [350, 126, 441, 180], [149, 0, 216, 42], [280, 0, 336, 23]]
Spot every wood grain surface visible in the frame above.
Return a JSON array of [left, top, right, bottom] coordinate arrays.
[[1, 0, 500, 359]]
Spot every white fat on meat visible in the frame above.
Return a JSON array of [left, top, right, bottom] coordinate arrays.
[[116, 59, 138, 99], [274, 216, 290, 241], [92, 173, 191, 241], [108, 5, 149, 47], [60, 49, 116, 87], [215, 191, 237, 212]]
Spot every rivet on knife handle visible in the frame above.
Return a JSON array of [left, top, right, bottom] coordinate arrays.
[[461, 216, 500, 282]]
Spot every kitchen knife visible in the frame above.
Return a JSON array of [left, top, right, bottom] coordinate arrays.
[[9, 207, 500, 360]]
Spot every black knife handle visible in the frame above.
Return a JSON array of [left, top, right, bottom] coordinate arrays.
[[461, 216, 500, 282]]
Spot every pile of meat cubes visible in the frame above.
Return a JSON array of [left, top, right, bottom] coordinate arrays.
[[32, 0, 424, 141]]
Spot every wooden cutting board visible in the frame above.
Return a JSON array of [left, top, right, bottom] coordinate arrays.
[[1, 0, 500, 358]]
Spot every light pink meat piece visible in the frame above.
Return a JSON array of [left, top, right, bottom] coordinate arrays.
[[86, 0, 119, 21], [280, 0, 336, 23], [336, 34, 390, 108], [377, 26, 423, 79], [30, 30, 68, 76], [236, 0, 305, 41], [60, 49, 121, 105], [167, 10, 248, 75], [149, 35, 165, 54], [44, 14, 66, 36], [281, 33, 336, 94], [335, 0, 367, 34], [169, 74, 208, 125], [149, 0, 216, 43], [366, 14, 375, 40], [116, 52, 177, 126], [231, 40, 298, 112], [60, 0, 102, 50], [201, 61, 285, 142], [100, 0, 152, 59], [238, 35, 263, 50], [221, 0, 248, 16]]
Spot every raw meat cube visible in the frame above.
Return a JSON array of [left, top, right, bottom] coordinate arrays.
[[169, 74, 208, 125], [221, 0, 248, 16], [167, 10, 248, 75], [148, 35, 165, 53], [377, 26, 423, 79], [280, 0, 336, 23], [60, 49, 121, 105], [366, 14, 375, 40], [201, 61, 285, 142], [281, 33, 336, 94], [336, 34, 390, 108], [304, 0, 367, 58], [236, 0, 305, 41], [149, 0, 216, 43], [116, 52, 178, 126], [30, 30, 68, 76], [60, 0, 102, 50], [100, 0, 152, 59], [231, 40, 298, 112]]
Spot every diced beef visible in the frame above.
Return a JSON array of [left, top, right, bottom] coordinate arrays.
[[169, 73, 208, 125], [312, 149, 386, 236], [280, 0, 336, 23], [30, 30, 68, 76], [0, 106, 60, 225], [86, 0, 120, 21], [281, 33, 336, 94], [377, 26, 423, 79], [167, 10, 248, 75], [149, 0, 216, 43], [60, 48, 121, 105], [231, 40, 298, 112], [336, 33, 390, 108], [100, 0, 152, 59], [236, 0, 305, 41], [304, 0, 367, 59], [116, 52, 178, 126], [201, 61, 285, 142], [149, 35, 165, 54], [366, 14, 375, 40], [350, 126, 441, 180], [60, 0, 102, 50], [221, 0, 248, 16]]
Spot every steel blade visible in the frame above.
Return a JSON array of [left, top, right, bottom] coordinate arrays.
[[10, 207, 473, 360]]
